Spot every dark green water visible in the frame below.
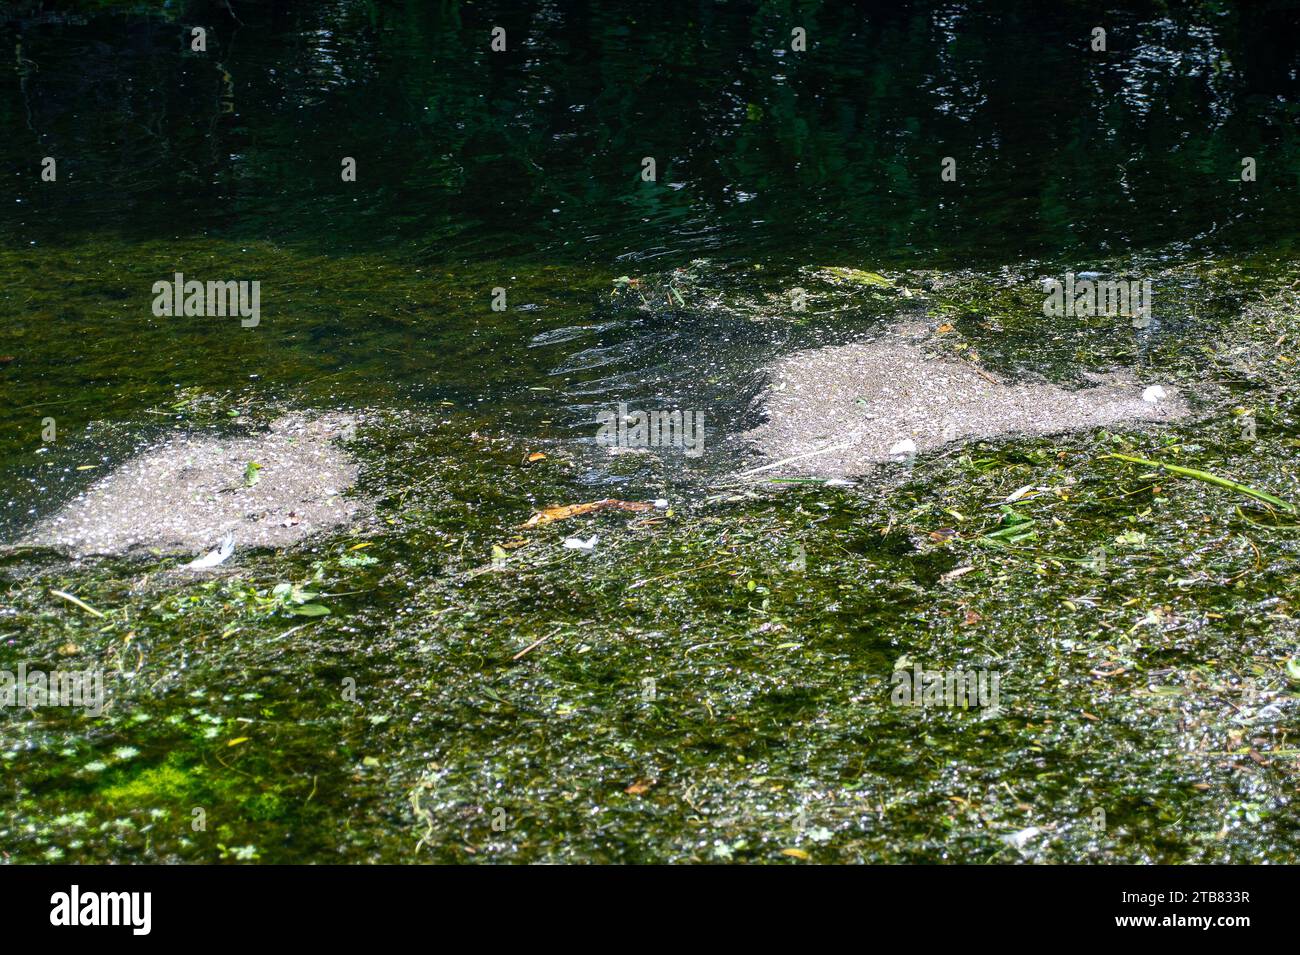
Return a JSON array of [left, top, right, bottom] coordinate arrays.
[[6, 1, 1300, 479], [5, 0, 1300, 496], [9, 0, 1300, 259], [1, 1, 1299, 863]]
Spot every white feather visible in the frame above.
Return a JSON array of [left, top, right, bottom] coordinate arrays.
[[186, 533, 234, 570], [889, 438, 917, 460]]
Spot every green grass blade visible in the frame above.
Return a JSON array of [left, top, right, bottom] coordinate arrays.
[[1102, 453, 1296, 513]]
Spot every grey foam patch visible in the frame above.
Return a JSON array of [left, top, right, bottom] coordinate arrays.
[[17, 413, 363, 559], [741, 323, 1189, 478]]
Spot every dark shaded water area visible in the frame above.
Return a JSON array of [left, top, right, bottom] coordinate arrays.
[[2, 1, 1300, 865], [4, 0, 1300, 527], [10, 0, 1300, 258]]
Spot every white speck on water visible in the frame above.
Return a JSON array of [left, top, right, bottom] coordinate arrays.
[[185, 533, 235, 571], [889, 438, 917, 460]]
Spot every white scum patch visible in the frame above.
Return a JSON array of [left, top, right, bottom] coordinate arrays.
[[17, 414, 362, 558], [742, 322, 1190, 479]]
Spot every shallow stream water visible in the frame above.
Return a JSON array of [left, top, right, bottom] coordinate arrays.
[[1, 0, 1298, 863]]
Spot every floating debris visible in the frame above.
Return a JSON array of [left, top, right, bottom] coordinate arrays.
[[1104, 453, 1296, 513], [1001, 826, 1043, 851], [185, 533, 235, 571], [522, 498, 654, 528], [889, 438, 917, 461], [16, 413, 362, 557], [743, 322, 1190, 478]]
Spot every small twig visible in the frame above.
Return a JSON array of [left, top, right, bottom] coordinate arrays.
[[735, 439, 857, 477], [50, 589, 105, 618], [1234, 505, 1300, 530], [275, 622, 318, 640], [512, 626, 563, 661], [962, 362, 1002, 386]]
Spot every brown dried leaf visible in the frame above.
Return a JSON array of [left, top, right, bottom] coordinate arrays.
[[523, 498, 654, 528]]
